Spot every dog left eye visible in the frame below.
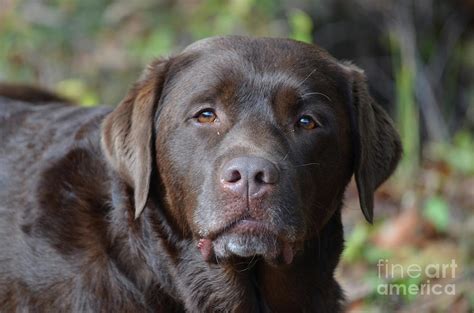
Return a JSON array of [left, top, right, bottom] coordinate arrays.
[[296, 115, 317, 130]]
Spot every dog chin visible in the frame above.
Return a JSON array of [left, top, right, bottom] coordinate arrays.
[[214, 232, 278, 257], [208, 233, 294, 266]]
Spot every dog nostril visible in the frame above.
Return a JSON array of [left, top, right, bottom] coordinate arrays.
[[226, 170, 241, 183], [254, 171, 265, 184], [254, 166, 278, 185]]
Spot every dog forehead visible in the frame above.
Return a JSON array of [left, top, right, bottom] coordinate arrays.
[[175, 37, 338, 90], [182, 36, 334, 67], [162, 37, 349, 115]]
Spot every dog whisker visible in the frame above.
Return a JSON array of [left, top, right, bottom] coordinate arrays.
[[235, 254, 258, 272], [296, 68, 317, 88], [291, 162, 320, 168], [301, 91, 332, 102]]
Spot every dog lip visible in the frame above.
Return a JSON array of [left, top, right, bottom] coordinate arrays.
[[205, 216, 277, 241]]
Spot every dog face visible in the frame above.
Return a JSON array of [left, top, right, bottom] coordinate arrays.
[[101, 36, 401, 265]]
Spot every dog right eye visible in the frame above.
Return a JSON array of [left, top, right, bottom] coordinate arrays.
[[194, 109, 217, 123]]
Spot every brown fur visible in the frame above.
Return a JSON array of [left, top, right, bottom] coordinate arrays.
[[0, 36, 401, 312]]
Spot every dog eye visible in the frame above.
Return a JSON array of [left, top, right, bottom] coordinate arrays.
[[195, 109, 217, 123], [296, 115, 317, 130]]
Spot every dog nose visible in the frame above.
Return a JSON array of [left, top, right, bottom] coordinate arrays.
[[220, 156, 279, 197]]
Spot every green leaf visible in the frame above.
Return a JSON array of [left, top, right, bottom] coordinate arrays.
[[342, 223, 369, 262], [423, 196, 449, 232], [288, 9, 313, 43], [364, 246, 392, 264]]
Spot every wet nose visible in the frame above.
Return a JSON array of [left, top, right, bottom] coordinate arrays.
[[220, 156, 279, 198]]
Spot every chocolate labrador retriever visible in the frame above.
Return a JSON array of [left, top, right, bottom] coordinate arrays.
[[0, 36, 401, 312]]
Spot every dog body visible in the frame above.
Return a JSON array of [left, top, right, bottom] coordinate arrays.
[[0, 37, 401, 312]]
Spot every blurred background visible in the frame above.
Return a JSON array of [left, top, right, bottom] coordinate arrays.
[[0, 0, 473, 312]]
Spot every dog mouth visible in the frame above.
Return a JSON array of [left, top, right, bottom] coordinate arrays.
[[197, 218, 294, 265]]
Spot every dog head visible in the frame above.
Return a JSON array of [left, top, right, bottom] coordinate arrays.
[[101, 36, 401, 265]]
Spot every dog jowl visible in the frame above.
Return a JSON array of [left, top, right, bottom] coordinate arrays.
[[1, 36, 401, 312]]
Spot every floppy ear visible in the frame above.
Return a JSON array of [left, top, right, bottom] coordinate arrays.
[[101, 58, 170, 219], [343, 63, 402, 223]]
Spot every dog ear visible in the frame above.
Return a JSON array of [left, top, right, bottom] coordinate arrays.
[[343, 63, 402, 223], [101, 58, 170, 219]]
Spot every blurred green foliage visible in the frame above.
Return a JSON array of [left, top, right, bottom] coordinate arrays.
[[288, 9, 313, 43], [429, 130, 474, 175], [343, 222, 392, 264], [423, 196, 449, 232], [390, 32, 420, 180]]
